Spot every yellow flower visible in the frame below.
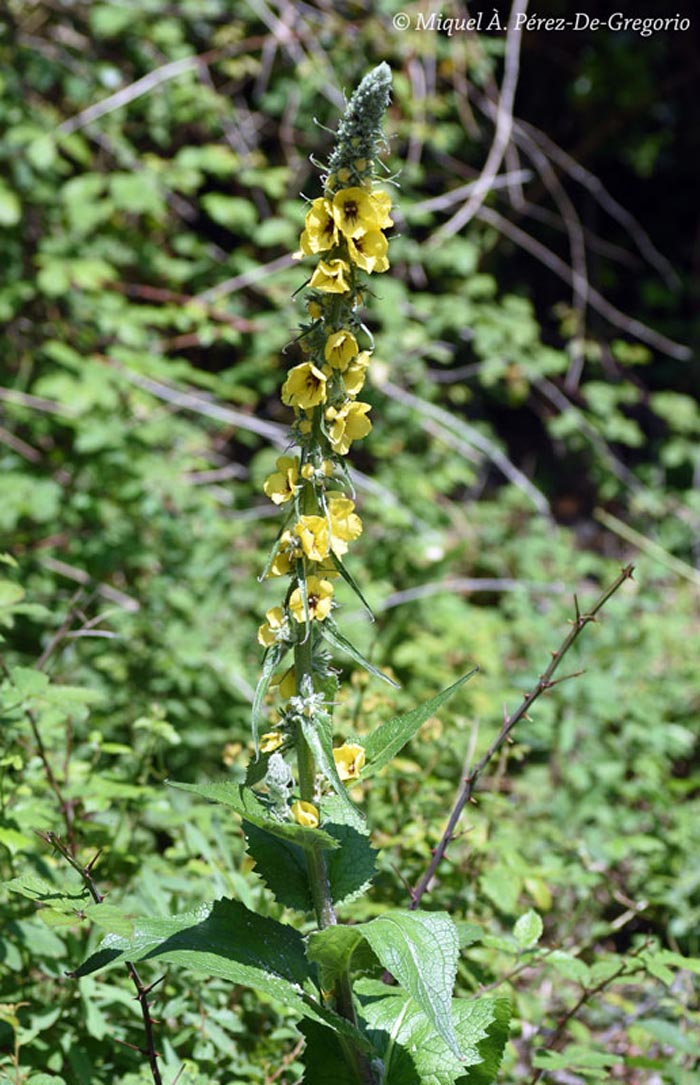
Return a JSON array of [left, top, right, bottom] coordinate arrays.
[[332, 187, 381, 238], [291, 800, 319, 828], [325, 400, 372, 455], [294, 515, 331, 562], [277, 667, 296, 700], [263, 455, 300, 504], [267, 550, 291, 578], [324, 329, 359, 371], [333, 743, 366, 781], [289, 575, 334, 623], [327, 494, 363, 555], [313, 559, 341, 580], [257, 606, 287, 647], [371, 190, 393, 229], [347, 230, 389, 274], [299, 198, 338, 255], [260, 731, 284, 754], [266, 530, 300, 579], [343, 350, 371, 396], [307, 299, 323, 320], [309, 259, 351, 294], [281, 362, 327, 410]]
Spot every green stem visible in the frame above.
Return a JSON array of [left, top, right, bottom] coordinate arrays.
[[293, 629, 377, 1084]]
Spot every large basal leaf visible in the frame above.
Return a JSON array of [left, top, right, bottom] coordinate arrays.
[[168, 780, 339, 852], [455, 996, 511, 1085], [299, 1018, 384, 1085], [73, 897, 365, 1043], [362, 670, 478, 779], [356, 980, 511, 1085], [361, 910, 461, 1059]]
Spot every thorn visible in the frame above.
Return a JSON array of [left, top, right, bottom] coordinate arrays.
[[85, 849, 102, 873], [142, 974, 167, 996], [469, 796, 478, 805]]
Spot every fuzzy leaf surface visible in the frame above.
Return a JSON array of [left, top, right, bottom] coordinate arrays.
[[73, 898, 366, 1040], [361, 910, 461, 1058], [245, 797, 376, 911], [244, 822, 312, 913], [306, 926, 364, 989], [357, 980, 511, 1085]]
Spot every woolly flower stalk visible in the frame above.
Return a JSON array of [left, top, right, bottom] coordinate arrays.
[[254, 64, 392, 869]]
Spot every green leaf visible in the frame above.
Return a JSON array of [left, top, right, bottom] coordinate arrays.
[[201, 194, 257, 231], [300, 710, 357, 815], [513, 909, 543, 948], [83, 903, 135, 938], [533, 1045, 619, 1072], [547, 950, 590, 984], [0, 580, 25, 608], [4, 872, 88, 914], [244, 796, 376, 912], [320, 619, 399, 688], [299, 1019, 378, 1085], [330, 550, 375, 619], [307, 926, 364, 990], [456, 996, 511, 1085], [251, 642, 288, 751], [169, 779, 339, 852], [8, 666, 49, 698], [74, 898, 368, 1042], [361, 910, 461, 1059], [356, 980, 511, 1085], [110, 172, 164, 215], [362, 669, 478, 779], [0, 183, 21, 226], [324, 810, 377, 907], [243, 822, 312, 913]]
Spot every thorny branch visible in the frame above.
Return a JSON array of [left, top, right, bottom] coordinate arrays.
[[42, 833, 164, 1085], [528, 940, 650, 1083], [410, 563, 635, 910]]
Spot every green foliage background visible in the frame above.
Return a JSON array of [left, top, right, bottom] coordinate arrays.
[[1, 1, 698, 1082]]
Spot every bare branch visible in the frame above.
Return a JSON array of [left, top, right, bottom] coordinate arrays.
[[380, 377, 551, 516], [476, 206, 691, 360], [433, 0, 529, 239]]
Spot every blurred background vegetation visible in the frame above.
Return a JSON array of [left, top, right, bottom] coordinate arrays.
[[1, 1, 698, 1082]]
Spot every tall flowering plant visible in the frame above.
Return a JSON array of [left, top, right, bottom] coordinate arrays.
[[74, 66, 510, 1085]]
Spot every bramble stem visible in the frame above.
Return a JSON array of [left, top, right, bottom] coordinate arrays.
[[411, 564, 635, 910], [43, 832, 164, 1085]]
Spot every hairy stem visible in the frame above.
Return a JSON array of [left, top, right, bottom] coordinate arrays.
[[293, 634, 377, 1083]]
